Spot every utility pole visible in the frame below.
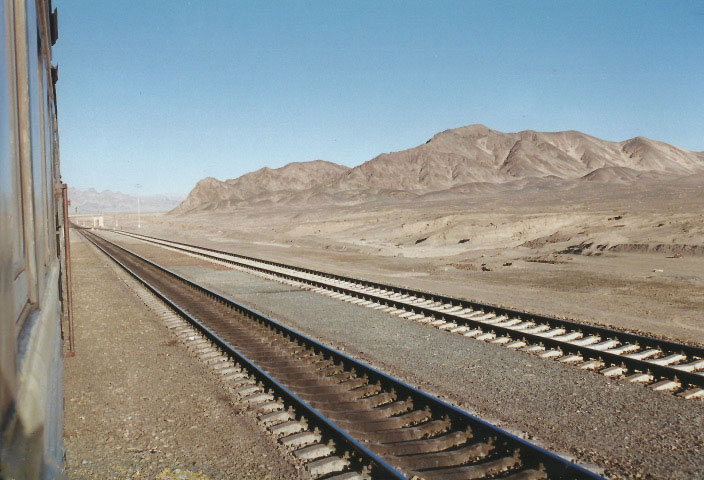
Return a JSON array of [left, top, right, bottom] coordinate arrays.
[[136, 184, 141, 229]]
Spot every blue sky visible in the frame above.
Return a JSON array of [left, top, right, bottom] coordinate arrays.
[[54, 1, 704, 195]]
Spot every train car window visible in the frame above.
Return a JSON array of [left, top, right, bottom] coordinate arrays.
[[32, 24, 53, 271], [10, 0, 42, 312], [2, 0, 30, 322], [0, 0, 15, 423], [1, 0, 14, 272], [25, 0, 49, 292], [44, 79, 56, 260], [43, 26, 57, 264], [1, 2, 13, 251]]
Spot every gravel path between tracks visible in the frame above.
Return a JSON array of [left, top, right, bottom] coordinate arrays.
[[101, 232, 704, 480], [104, 214, 704, 346], [62, 233, 307, 480]]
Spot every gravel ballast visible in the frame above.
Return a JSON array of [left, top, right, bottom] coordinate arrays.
[[62, 233, 307, 479], [100, 231, 704, 480]]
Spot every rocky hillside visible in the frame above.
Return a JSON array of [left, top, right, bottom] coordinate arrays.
[[68, 188, 184, 215], [172, 125, 704, 213], [172, 160, 350, 213], [334, 125, 704, 191]]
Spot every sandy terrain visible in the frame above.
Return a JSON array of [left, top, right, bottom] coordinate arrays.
[[78, 175, 704, 346]]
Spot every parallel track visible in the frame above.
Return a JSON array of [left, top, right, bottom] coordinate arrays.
[[81, 229, 602, 480], [105, 229, 704, 399]]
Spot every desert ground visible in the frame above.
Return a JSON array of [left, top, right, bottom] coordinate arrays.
[[74, 175, 704, 347], [67, 156, 704, 479]]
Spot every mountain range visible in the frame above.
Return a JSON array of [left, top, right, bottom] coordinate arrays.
[[171, 125, 704, 214], [68, 187, 185, 215]]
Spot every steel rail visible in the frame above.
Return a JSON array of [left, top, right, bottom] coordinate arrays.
[[108, 229, 704, 391], [80, 230, 406, 479], [111, 229, 704, 358], [83, 229, 603, 479]]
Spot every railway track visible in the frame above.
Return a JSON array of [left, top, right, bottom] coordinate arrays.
[[103, 229, 704, 399], [80, 229, 602, 480]]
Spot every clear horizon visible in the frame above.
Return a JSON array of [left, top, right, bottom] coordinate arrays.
[[55, 1, 704, 195]]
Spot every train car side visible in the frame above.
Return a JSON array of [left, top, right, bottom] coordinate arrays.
[[1, 0, 66, 478]]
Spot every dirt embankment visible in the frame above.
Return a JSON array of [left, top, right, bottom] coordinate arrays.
[[608, 243, 704, 255]]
